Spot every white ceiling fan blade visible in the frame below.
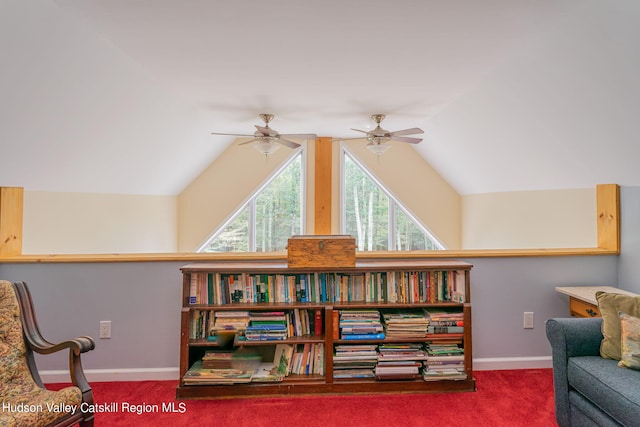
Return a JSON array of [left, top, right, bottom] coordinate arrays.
[[211, 132, 256, 137], [391, 136, 422, 144], [277, 139, 301, 149], [390, 127, 424, 136], [238, 138, 259, 145], [279, 133, 318, 140], [350, 128, 371, 134], [255, 125, 278, 137]]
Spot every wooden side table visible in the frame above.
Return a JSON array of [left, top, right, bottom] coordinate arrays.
[[555, 286, 639, 318]]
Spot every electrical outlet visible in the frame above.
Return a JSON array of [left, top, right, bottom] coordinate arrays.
[[523, 312, 534, 329], [99, 320, 112, 339]]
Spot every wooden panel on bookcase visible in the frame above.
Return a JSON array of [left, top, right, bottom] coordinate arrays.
[[596, 184, 620, 253], [314, 137, 332, 235], [0, 187, 23, 257], [287, 235, 356, 268]]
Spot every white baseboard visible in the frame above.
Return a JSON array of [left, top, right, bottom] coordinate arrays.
[[473, 356, 552, 371], [42, 357, 551, 383]]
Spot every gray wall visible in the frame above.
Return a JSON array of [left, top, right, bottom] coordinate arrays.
[[4, 185, 640, 372], [0, 256, 617, 371], [0, 262, 184, 370]]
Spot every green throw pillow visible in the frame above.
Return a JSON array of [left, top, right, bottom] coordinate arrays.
[[596, 291, 640, 360], [618, 312, 640, 370]]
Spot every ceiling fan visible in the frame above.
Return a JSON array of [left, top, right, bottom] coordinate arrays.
[[338, 114, 424, 154], [211, 114, 317, 155]]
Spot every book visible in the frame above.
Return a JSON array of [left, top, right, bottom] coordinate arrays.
[[342, 333, 385, 340], [183, 361, 253, 384], [314, 308, 323, 336], [251, 362, 285, 382], [273, 343, 294, 376]]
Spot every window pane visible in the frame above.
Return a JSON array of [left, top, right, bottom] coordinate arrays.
[[344, 155, 389, 251], [395, 202, 439, 250], [255, 155, 302, 251], [202, 205, 249, 252]]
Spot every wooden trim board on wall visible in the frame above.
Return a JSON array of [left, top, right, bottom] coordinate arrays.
[[596, 184, 620, 252], [0, 187, 23, 257], [314, 137, 332, 234]]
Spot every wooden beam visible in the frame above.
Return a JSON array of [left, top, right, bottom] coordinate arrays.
[[596, 184, 620, 253], [314, 137, 333, 234], [0, 187, 24, 256]]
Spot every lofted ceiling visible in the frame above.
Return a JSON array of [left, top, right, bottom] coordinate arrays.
[[1, 0, 639, 196]]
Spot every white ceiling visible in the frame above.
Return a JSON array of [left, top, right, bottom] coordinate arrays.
[[1, 0, 639, 196]]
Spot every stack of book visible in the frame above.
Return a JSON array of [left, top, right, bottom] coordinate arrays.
[[212, 311, 250, 334], [202, 350, 234, 369], [375, 343, 427, 380], [333, 344, 377, 379], [339, 309, 384, 340], [423, 343, 466, 381], [424, 307, 464, 337], [244, 311, 288, 341], [381, 310, 430, 338]]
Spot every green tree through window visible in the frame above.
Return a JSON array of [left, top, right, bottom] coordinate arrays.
[[200, 152, 303, 252], [342, 149, 443, 251]]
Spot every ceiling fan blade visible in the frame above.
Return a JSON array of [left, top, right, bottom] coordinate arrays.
[[390, 127, 424, 136], [277, 139, 302, 149], [238, 138, 259, 146], [255, 125, 278, 137], [350, 128, 371, 134], [279, 133, 318, 140], [211, 132, 256, 137], [391, 136, 423, 144]]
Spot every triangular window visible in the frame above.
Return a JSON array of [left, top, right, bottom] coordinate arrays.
[[342, 149, 444, 251], [199, 151, 304, 252]]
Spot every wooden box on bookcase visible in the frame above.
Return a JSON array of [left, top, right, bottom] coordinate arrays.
[[287, 235, 356, 268]]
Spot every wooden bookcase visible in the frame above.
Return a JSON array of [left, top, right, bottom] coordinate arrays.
[[177, 259, 475, 399]]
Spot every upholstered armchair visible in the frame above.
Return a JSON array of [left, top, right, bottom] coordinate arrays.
[[0, 280, 95, 427]]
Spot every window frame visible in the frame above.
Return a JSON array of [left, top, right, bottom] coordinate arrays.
[[197, 147, 306, 252], [340, 144, 445, 250]]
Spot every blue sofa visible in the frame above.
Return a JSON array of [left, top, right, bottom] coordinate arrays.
[[546, 317, 640, 426]]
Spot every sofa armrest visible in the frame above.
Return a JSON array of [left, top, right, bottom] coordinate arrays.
[[545, 317, 603, 427], [546, 317, 603, 358]]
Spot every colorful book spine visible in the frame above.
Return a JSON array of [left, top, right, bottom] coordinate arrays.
[[342, 333, 385, 340]]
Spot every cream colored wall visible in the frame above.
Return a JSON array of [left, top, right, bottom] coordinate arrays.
[[344, 141, 462, 249], [177, 140, 297, 252], [22, 191, 177, 254], [462, 188, 596, 249]]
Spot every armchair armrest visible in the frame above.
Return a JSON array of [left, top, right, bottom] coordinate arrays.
[[13, 281, 95, 395], [545, 317, 603, 427]]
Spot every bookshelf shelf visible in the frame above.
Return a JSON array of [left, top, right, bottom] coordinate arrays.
[[177, 259, 476, 399]]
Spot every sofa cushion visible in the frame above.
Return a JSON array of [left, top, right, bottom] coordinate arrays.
[[568, 355, 640, 426], [596, 291, 640, 360], [619, 312, 640, 370]]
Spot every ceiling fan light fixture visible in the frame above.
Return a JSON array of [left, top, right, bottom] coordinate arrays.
[[366, 142, 391, 155], [253, 140, 280, 156]]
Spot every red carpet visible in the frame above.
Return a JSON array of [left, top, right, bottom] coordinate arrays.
[[49, 369, 556, 426]]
